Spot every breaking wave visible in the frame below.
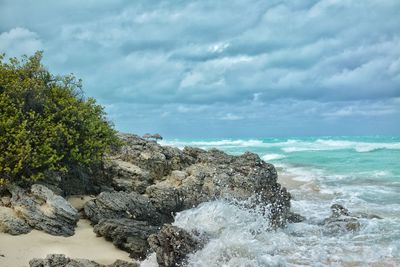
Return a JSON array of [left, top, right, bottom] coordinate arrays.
[[162, 138, 400, 153]]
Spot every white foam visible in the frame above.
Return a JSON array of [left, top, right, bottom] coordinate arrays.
[[173, 200, 287, 267], [261, 153, 286, 161], [281, 139, 400, 153], [155, 199, 400, 266], [161, 138, 400, 153], [160, 139, 266, 148]]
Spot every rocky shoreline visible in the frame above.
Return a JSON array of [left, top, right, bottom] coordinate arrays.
[[0, 133, 379, 267]]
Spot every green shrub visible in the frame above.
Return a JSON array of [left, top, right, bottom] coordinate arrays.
[[0, 52, 119, 185]]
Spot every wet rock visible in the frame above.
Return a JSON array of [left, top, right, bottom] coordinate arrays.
[[29, 254, 138, 267], [148, 224, 204, 267], [330, 203, 350, 217], [146, 149, 291, 228], [287, 211, 306, 223], [9, 184, 79, 236], [93, 218, 159, 259], [0, 206, 31, 234], [323, 204, 382, 233], [323, 204, 361, 233]]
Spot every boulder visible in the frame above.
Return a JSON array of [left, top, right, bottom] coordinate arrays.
[[9, 184, 79, 236], [29, 254, 138, 267], [0, 206, 31, 234], [148, 224, 204, 267], [93, 218, 159, 259], [323, 204, 361, 233], [84, 191, 170, 225]]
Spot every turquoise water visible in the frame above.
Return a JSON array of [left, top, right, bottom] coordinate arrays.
[[152, 136, 400, 266], [161, 136, 400, 205]]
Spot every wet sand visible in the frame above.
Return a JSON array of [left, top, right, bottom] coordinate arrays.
[[0, 219, 133, 267]]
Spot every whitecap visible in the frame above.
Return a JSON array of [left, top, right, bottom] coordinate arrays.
[[261, 153, 286, 161]]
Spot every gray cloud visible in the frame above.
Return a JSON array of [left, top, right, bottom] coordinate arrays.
[[1, 0, 399, 136]]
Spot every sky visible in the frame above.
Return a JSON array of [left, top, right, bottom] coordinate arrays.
[[0, 0, 399, 138]]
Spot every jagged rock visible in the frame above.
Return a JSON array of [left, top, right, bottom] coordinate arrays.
[[85, 134, 294, 260], [9, 184, 79, 236], [29, 254, 138, 267], [106, 159, 152, 194], [323, 204, 361, 233], [114, 133, 194, 182], [148, 224, 204, 267], [0, 206, 31, 234], [111, 134, 292, 228], [146, 149, 291, 228], [323, 204, 382, 234], [84, 191, 170, 225], [94, 218, 160, 259]]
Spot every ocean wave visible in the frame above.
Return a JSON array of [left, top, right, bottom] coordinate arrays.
[[161, 138, 400, 153], [262, 153, 286, 161], [160, 139, 267, 148], [280, 139, 400, 153]]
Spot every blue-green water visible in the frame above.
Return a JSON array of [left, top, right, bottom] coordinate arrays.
[[152, 136, 400, 266]]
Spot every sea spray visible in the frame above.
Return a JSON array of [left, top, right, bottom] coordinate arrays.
[[151, 136, 400, 266]]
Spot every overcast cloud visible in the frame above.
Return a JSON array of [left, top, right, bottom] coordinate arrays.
[[1, 0, 399, 137]]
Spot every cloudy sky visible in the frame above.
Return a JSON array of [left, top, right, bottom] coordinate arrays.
[[1, 0, 399, 138]]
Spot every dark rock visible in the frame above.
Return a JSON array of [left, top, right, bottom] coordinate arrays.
[[287, 212, 306, 223], [29, 254, 138, 267], [322, 204, 382, 234], [323, 204, 361, 234], [93, 218, 159, 259], [330, 204, 350, 217], [9, 184, 79, 236], [84, 191, 170, 225], [38, 164, 112, 196], [148, 224, 204, 267]]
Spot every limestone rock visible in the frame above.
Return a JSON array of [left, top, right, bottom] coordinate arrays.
[[93, 218, 159, 259], [84, 191, 169, 225], [85, 133, 294, 260], [110, 134, 292, 228], [0, 206, 31, 235], [148, 224, 204, 267], [29, 254, 138, 267], [323, 204, 361, 234], [10, 184, 79, 236]]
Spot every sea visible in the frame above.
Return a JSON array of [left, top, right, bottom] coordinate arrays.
[[142, 136, 400, 267]]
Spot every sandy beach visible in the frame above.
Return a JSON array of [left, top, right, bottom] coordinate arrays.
[[0, 219, 133, 267]]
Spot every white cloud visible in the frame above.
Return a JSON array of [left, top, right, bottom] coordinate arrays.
[[0, 28, 42, 57]]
